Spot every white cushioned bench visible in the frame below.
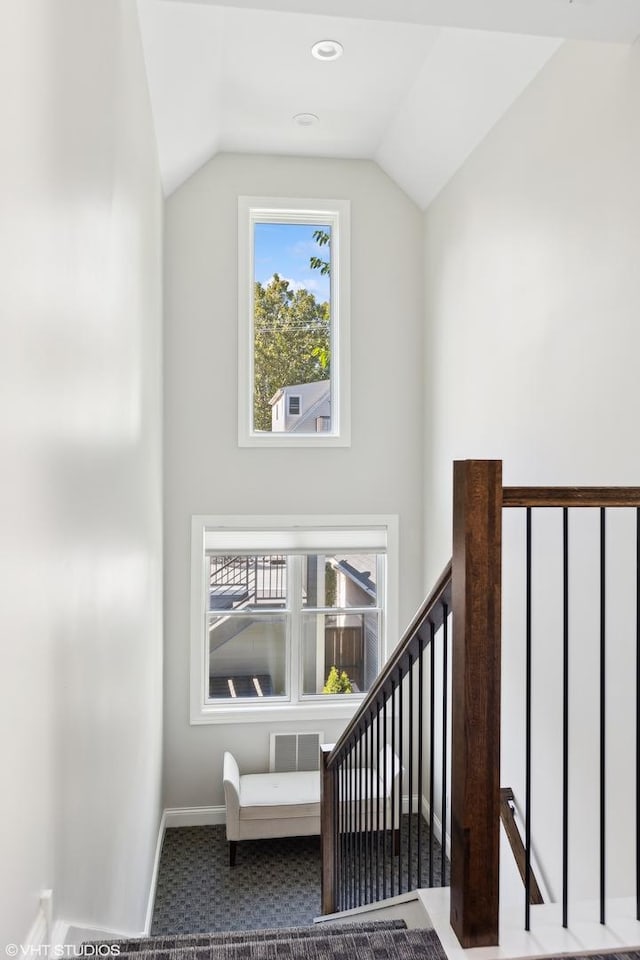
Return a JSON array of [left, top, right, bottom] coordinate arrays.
[[223, 752, 320, 865], [222, 748, 401, 866]]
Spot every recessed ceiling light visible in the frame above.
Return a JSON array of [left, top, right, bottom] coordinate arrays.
[[311, 39, 343, 61], [293, 113, 319, 127]]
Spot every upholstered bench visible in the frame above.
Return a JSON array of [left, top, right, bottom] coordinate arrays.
[[223, 751, 320, 865], [222, 747, 402, 866]]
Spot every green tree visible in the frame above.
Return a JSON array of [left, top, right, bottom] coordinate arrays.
[[253, 274, 330, 431], [309, 228, 331, 276]]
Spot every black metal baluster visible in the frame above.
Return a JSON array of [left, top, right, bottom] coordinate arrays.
[[383, 698, 388, 900], [418, 634, 425, 889], [398, 666, 404, 892], [563, 507, 569, 929], [369, 718, 374, 902], [360, 728, 365, 906], [336, 760, 340, 912], [376, 702, 381, 902], [429, 627, 435, 887], [366, 721, 371, 903], [637, 507, 640, 921], [343, 757, 348, 912], [600, 507, 606, 925], [357, 731, 362, 906], [347, 747, 356, 909], [339, 759, 345, 911], [351, 743, 356, 909], [364, 725, 369, 904], [441, 603, 449, 886], [362, 726, 367, 904], [525, 507, 533, 931], [352, 738, 357, 908], [391, 678, 397, 897], [408, 653, 414, 891]]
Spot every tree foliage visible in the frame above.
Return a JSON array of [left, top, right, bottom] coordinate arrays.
[[253, 274, 330, 431], [323, 665, 353, 694], [309, 228, 331, 276]]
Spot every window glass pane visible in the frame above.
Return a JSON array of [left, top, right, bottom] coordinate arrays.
[[301, 554, 379, 608], [301, 612, 380, 696], [253, 222, 332, 434], [209, 555, 287, 611], [208, 614, 287, 700]]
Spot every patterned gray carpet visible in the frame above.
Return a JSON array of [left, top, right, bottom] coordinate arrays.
[[106, 922, 448, 959], [152, 827, 322, 935], [151, 815, 448, 936]]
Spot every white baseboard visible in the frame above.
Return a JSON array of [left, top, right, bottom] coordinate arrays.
[[419, 795, 451, 859], [23, 908, 48, 951], [141, 805, 226, 934], [63, 808, 170, 943], [164, 805, 226, 828], [143, 809, 168, 935], [65, 920, 143, 943]]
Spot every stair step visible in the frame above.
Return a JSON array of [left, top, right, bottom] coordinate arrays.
[[104, 919, 408, 953], [106, 926, 444, 960]]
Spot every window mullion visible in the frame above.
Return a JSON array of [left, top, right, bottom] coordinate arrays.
[[289, 555, 302, 703]]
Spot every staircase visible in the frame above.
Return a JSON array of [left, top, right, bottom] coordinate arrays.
[[96, 920, 446, 959]]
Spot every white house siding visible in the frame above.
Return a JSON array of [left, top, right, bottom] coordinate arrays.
[[423, 40, 640, 908], [270, 381, 330, 434], [0, 0, 163, 943]]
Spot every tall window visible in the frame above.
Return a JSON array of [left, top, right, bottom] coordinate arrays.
[[190, 516, 398, 723], [237, 198, 350, 448]]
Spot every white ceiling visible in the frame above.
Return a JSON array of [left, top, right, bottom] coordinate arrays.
[[137, 0, 640, 207]]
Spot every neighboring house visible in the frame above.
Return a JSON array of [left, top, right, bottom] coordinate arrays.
[[269, 381, 330, 433], [3, 0, 640, 951]]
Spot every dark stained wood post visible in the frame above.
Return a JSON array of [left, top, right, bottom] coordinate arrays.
[[320, 744, 337, 915], [450, 460, 502, 947]]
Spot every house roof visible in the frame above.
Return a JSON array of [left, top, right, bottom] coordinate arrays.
[[269, 380, 330, 406], [333, 554, 377, 600]]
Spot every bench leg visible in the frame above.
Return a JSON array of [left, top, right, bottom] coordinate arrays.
[[229, 840, 237, 867]]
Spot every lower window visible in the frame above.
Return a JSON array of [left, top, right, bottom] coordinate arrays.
[[190, 517, 398, 723]]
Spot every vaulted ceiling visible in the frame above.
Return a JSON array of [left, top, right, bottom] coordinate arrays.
[[137, 0, 640, 208]]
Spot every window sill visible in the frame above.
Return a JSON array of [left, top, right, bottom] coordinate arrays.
[[238, 431, 350, 449], [190, 697, 364, 726]]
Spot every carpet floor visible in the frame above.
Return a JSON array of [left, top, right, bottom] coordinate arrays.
[[151, 815, 448, 936]]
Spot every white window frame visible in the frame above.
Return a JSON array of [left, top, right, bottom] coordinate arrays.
[[237, 197, 351, 448], [190, 514, 398, 724]]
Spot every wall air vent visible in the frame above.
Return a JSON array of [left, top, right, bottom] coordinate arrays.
[[269, 731, 323, 772]]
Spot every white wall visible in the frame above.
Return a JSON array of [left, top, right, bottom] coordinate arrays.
[[423, 41, 640, 906], [0, 0, 163, 943], [163, 153, 424, 807]]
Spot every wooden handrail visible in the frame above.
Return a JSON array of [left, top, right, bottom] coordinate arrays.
[[326, 559, 452, 769], [503, 487, 640, 508], [500, 788, 544, 905]]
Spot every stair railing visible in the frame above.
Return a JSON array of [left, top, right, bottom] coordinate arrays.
[[321, 562, 452, 915], [323, 461, 640, 948], [322, 461, 502, 948], [502, 483, 640, 933]]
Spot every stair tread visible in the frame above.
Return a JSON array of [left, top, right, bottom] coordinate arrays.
[[108, 927, 444, 960], [102, 918, 409, 951]]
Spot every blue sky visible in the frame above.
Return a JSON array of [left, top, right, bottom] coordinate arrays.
[[254, 222, 331, 303]]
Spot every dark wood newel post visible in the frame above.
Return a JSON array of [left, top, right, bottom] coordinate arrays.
[[320, 744, 337, 915], [450, 460, 502, 947]]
